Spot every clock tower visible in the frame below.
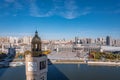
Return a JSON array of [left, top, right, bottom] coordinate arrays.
[[25, 31, 48, 80]]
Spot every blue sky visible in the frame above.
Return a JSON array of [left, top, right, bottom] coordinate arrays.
[[0, 0, 120, 39]]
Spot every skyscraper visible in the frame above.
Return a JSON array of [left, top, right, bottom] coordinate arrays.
[[106, 36, 111, 46]]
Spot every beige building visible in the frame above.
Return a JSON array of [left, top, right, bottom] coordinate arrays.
[[25, 31, 48, 80]]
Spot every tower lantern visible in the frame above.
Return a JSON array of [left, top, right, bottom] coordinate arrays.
[[31, 31, 42, 57]]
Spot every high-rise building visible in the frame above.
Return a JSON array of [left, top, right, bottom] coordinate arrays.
[[8, 44, 16, 57], [106, 36, 112, 46], [25, 31, 48, 80], [75, 37, 79, 44]]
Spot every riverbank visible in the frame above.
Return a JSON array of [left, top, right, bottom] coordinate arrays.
[[49, 60, 120, 66], [49, 59, 85, 64], [1, 58, 120, 67], [88, 61, 120, 66]]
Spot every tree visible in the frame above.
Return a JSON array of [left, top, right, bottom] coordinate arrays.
[[24, 50, 31, 56], [0, 52, 7, 59]]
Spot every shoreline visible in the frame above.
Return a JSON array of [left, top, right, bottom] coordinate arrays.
[[52, 61, 86, 64], [1, 59, 120, 67], [87, 61, 120, 66], [49, 60, 120, 66]]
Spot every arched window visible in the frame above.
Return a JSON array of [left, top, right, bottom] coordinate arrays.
[[35, 44, 37, 49]]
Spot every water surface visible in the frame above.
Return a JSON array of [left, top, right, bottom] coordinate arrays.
[[0, 64, 120, 80]]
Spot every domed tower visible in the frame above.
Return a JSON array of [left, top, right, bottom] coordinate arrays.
[[31, 31, 42, 57], [25, 31, 48, 80]]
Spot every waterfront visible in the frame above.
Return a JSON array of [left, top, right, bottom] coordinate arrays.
[[0, 64, 120, 80]]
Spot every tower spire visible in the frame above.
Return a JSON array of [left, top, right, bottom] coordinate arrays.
[[35, 30, 38, 36]]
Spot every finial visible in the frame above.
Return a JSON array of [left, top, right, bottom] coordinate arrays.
[[35, 30, 38, 33], [35, 30, 38, 36]]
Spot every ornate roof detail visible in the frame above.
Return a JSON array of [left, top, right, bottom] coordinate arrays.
[[32, 30, 41, 43]]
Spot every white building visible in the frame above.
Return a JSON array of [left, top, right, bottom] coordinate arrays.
[[22, 36, 32, 44], [101, 46, 120, 52], [9, 37, 18, 44]]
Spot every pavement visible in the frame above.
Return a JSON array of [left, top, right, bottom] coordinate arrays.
[[48, 51, 83, 60]]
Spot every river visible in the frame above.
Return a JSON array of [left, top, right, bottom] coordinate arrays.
[[0, 64, 120, 80]]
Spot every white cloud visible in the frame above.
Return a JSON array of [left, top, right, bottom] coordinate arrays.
[[29, 0, 40, 17], [61, 10, 90, 19], [60, 0, 78, 19], [29, 0, 54, 17], [58, 0, 91, 19], [28, 0, 91, 19], [2, 0, 91, 19]]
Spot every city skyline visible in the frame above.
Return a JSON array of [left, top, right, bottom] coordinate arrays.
[[0, 0, 120, 39]]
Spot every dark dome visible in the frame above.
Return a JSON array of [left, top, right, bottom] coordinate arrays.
[[32, 31, 41, 43]]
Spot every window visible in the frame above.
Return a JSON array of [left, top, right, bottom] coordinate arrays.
[[35, 44, 37, 49], [40, 61, 46, 70], [40, 76, 44, 80]]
